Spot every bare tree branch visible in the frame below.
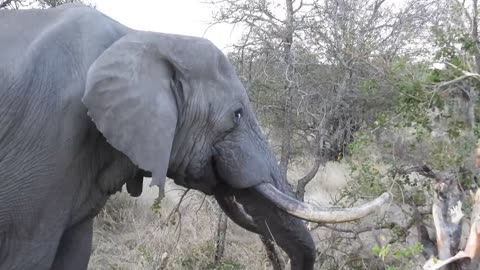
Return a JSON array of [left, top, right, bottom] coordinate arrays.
[[0, 0, 14, 9]]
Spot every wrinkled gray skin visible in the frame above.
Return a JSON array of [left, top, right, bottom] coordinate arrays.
[[0, 4, 315, 270]]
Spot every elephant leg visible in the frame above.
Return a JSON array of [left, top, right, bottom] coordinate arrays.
[[50, 218, 94, 270]]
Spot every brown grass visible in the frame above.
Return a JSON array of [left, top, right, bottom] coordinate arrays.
[[88, 181, 274, 270]]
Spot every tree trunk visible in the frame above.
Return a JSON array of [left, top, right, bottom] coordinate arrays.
[[279, 0, 296, 177], [425, 188, 480, 270], [472, 0, 480, 74], [466, 89, 477, 131], [469, 0, 479, 133], [296, 134, 325, 200], [430, 176, 464, 270], [214, 211, 228, 263], [421, 169, 480, 270]]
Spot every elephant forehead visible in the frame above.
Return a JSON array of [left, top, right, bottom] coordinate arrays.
[[132, 31, 236, 81], [187, 49, 234, 80], [190, 78, 247, 101], [163, 35, 235, 79]]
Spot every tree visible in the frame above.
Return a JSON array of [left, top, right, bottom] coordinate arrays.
[[339, 1, 480, 268], [210, 0, 437, 199], [208, 0, 441, 268]]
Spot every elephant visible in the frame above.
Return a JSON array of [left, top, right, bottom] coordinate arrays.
[[0, 4, 391, 270]]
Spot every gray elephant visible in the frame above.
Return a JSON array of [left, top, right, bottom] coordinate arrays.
[[0, 4, 391, 270]]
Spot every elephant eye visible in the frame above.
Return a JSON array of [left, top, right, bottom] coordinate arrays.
[[234, 108, 243, 120]]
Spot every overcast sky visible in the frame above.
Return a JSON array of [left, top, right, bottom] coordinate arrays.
[[93, 0, 241, 51]]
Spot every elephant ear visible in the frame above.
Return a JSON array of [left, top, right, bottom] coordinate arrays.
[[83, 32, 180, 190]]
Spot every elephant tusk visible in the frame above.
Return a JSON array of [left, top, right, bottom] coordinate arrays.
[[254, 183, 392, 223]]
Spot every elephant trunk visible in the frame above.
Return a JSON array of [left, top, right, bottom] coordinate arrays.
[[215, 186, 316, 270]]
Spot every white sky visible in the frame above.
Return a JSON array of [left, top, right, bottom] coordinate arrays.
[[93, 0, 242, 52], [91, 0, 408, 52]]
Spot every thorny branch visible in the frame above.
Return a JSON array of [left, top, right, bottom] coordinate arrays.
[[162, 189, 190, 228]]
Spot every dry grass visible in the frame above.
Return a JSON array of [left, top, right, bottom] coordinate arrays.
[[89, 181, 273, 270]]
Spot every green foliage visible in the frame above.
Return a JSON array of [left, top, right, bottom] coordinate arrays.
[[360, 79, 380, 96], [373, 243, 423, 270], [347, 131, 372, 154], [430, 136, 474, 171], [136, 244, 156, 266], [372, 244, 392, 261], [345, 54, 476, 198], [348, 162, 386, 197], [151, 196, 162, 216], [391, 62, 440, 134], [342, 11, 480, 268], [431, 25, 473, 66]]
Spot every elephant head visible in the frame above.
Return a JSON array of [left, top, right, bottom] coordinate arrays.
[[82, 31, 391, 270]]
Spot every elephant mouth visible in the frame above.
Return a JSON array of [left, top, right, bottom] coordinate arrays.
[[214, 184, 259, 233]]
